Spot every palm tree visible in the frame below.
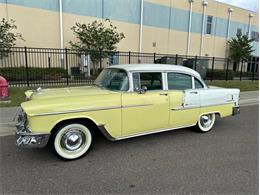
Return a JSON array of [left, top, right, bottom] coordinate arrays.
[[228, 35, 254, 71]]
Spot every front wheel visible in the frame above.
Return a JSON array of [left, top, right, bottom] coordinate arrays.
[[51, 123, 93, 160], [196, 113, 216, 133]]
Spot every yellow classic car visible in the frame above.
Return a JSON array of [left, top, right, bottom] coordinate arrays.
[[16, 64, 240, 160]]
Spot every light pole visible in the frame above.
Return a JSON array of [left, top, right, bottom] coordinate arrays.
[[247, 13, 254, 38], [138, 0, 144, 63], [59, 0, 64, 66], [225, 8, 233, 61], [186, 0, 194, 56], [199, 1, 208, 56], [226, 8, 233, 40]]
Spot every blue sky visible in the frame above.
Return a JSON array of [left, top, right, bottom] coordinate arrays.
[[217, 0, 259, 12]]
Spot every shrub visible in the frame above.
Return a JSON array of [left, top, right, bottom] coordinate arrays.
[[206, 69, 235, 80], [0, 67, 66, 81]]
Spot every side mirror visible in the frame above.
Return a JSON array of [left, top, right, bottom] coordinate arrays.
[[137, 86, 147, 94]]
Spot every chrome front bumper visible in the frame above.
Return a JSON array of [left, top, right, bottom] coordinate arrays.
[[15, 112, 50, 148]]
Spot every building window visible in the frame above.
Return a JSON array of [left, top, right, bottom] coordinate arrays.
[[236, 28, 242, 36], [251, 31, 259, 42], [206, 16, 213, 34]]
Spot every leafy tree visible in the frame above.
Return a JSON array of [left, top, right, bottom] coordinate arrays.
[[228, 35, 254, 71], [70, 19, 125, 74], [0, 18, 24, 59]]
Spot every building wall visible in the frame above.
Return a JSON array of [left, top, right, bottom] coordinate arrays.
[[0, 0, 258, 58]]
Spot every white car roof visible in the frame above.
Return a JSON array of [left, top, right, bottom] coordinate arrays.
[[109, 64, 201, 78]]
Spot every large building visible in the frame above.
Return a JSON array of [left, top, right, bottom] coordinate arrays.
[[0, 0, 259, 58]]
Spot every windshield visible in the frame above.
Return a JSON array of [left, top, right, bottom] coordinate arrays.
[[94, 68, 129, 91]]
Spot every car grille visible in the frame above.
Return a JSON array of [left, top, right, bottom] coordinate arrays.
[[16, 109, 29, 133]]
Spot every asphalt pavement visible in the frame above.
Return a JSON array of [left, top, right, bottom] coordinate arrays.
[[0, 105, 258, 194]]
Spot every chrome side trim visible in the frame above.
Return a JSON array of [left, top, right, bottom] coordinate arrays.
[[122, 104, 153, 108], [32, 104, 153, 117], [31, 106, 122, 117], [172, 105, 199, 110], [98, 124, 196, 141], [171, 102, 235, 111]]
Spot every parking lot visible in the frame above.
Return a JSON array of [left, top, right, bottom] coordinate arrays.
[[0, 105, 258, 194]]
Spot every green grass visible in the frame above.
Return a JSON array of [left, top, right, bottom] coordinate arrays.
[[0, 81, 258, 107], [0, 87, 28, 107], [205, 80, 259, 92]]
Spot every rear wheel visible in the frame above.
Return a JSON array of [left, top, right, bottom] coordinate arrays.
[[196, 113, 216, 133], [51, 123, 93, 160]]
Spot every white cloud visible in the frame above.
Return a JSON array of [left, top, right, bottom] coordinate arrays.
[[216, 0, 259, 12]]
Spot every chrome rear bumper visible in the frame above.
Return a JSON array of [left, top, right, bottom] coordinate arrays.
[[232, 106, 240, 115]]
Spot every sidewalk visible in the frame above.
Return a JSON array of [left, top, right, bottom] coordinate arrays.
[[239, 91, 259, 107], [0, 91, 258, 136]]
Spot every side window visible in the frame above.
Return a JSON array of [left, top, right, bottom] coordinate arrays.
[[194, 78, 204, 88], [133, 72, 162, 91], [168, 73, 192, 90]]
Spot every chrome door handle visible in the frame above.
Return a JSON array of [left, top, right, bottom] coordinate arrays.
[[160, 93, 168, 96], [190, 91, 198, 94]]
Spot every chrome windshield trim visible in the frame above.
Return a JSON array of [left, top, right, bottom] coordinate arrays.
[[171, 102, 235, 111]]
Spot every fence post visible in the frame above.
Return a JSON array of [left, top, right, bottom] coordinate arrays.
[[225, 58, 229, 81], [24, 46, 29, 87], [239, 60, 243, 81], [194, 55, 198, 70], [48, 57, 51, 69], [65, 48, 69, 85], [175, 54, 178, 65], [128, 51, 131, 64], [252, 57, 255, 81], [211, 56, 215, 81], [153, 53, 156, 63]]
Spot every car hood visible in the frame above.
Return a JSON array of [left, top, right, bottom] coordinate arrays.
[[25, 86, 113, 100], [21, 86, 121, 116]]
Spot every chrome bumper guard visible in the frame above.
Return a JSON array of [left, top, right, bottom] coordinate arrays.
[[232, 106, 240, 115], [15, 122, 50, 148]]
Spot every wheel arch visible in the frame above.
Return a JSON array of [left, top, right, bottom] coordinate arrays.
[[198, 111, 221, 120], [50, 116, 100, 135]]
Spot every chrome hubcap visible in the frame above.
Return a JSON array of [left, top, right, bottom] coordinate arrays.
[[61, 129, 85, 151], [200, 114, 213, 128]]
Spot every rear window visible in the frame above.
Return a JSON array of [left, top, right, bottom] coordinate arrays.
[[167, 73, 192, 90]]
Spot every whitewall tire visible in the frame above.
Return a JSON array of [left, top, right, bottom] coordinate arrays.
[[52, 123, 93, 160], [196, 113, 216, 133]]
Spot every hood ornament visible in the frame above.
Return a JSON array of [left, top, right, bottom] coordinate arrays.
[[36, 87, 42, 93]]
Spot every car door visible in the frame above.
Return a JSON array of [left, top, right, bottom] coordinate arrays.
[[167, 72, 200, 128], [121, 72, 169, 136]]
